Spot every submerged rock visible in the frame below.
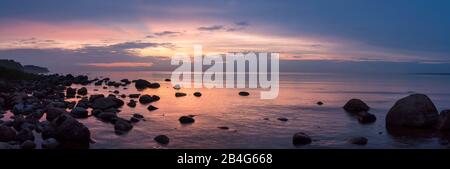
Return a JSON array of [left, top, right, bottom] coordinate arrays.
[[133, 113, 144, 119], [317, 101, 324, 106], [343, 99, 370, 113], [386, 94, 439, 129], [92, 97, 120, 110], [349, 137, 368, 145], [277, 117, 288, 122], [129, 94, 140, 98], [139, 95, 159, 104], [134, 79, 152, 90], [179, 116, 195, 124], [154, 135, 170, 145], [238, 91, 250, 96], [127, 100, 137, 108], [46, 114, 91, 148], [218, 126, 229, 130], [292, 132, 312, 145], [164, 78, 171, 82], [46, 107, 67, 121]]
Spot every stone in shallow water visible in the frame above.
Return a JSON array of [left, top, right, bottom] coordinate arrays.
[[218, 126, 229, 130], [175, 92, 187, 97], [238, 91, 250, 96], [70, 107, 88, 119], [386, 94, 439, 129], [343, 99, 370, 113], [179, 116, 195, 124], [292, 132, 312, 145], [154, 135, 170, 145], [193, 92, 202, 97], [114, 118, 133, 135], [147, 105, 159, 111], [277, 117, 288, 122]]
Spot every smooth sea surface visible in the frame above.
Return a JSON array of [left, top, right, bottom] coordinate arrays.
[[61, 71, 450, 148]]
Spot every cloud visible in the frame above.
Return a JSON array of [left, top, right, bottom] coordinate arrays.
[[197, 25, 224, 31], [81, 62, 153, 68], [235, 21, 249, 26], [154, 31, 182, 36]]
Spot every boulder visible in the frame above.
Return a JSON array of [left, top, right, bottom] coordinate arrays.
[[147, 105, 158, 111], [97, 112, 118, 123], [277, 117, 288, 122], [386, 94, 439, 129], [133, 113, 144, 119], [129, 94, 141, 98], [114, 118, 133, 135], [48, 114, 91, 148], [154, 135, 170, 145], [66, 87, 76, 98], [173, 84, 181, 90], [238, 91, 250, 96], [46, 107, 67, 121], [127, 100, 137, 108], [179, 116, 195, 124], [317, 101, 324, 106], [343, 99, 370, 113], [292, 132, 312, 145], [193, 92, 202, 97], [77, 87, 88, 95], [92, 97, 118, 110], [0, 125, 16, 142], [70, 107, 88, 119], [139, 95, 156, 104], [175, 92, 187, 97], [437, 110, 450, 130], [134, 79, 151, 90], [148, 83, 160, 89]]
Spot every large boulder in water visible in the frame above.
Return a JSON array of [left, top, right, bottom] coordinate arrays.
[[92, 97, 118, 110], [46, 114, 91, 148], [386, 94, 439, 129], [292, 132, 312, 146], [343, 99, 370, 113], [46, 107, 67, 121]]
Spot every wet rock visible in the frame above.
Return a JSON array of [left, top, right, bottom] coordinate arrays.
[[103, 86, 107, 89], [349, 137, 368, 145], [46, 107, 67, 121], [164, 78, 171, 82], [133, 113, 144, 119], [113, 90, 120, 94], [147, 105, 158, 111], [0, 125, 16, 142], [238, 91, 250, 96], [139, 95, 158, 104], [129, 94, 140, 98], [437, 110, 450, 130], [89, 94, 105, 103], [130, 117, 140, 123], [343, 99, 370, 113], [173, 84, 181, 90], [317, 101, 324, 106], [66, 87, 77, 98], [97, 112, 118, 123], [20, 140, 36, 149], [193, 92, 202, 97], [121, 79, 131, 84], [70, 107, 88, 119], [127, 100, 137, 108], [114, 118, 133, 135], [175, 92, 187, 97], [134, 79, 152, 90], [218, 126, 229, 130], [92, 97, 119, 110], [292, 132, 312, 145], [154, 135, 170, 145], [149, 83, 160, 89], [277, 117, 288, 122], [386, 94, 439, 129], [120, 94, 126, 98], [15, 129, 34, 143], [42, 138, 59, 149], [77, 87, 88, 95], [357, 111, 377, 124], [48, 114, 91, 148], [179, 116, 195, 124]]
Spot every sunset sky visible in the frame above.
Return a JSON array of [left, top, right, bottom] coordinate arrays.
[[0, 0, 449, 72]]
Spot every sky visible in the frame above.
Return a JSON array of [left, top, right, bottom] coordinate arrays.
[[0, 0, 449, 73]]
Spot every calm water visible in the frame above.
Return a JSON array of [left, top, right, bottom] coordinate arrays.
[[59, 72, 450, 148]]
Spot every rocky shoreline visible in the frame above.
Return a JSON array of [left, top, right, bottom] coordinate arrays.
[[0, 72, 449, 149]]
